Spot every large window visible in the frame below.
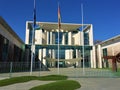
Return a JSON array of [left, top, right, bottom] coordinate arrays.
[[54, 32, 63, 44], [29, 29, 32, 44], [2, 38, 9, 61], [84, 32, 89, 45]]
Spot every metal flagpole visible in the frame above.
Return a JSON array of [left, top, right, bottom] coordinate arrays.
[[58, 25, 60, 74], [57, 3, 60, 74], [30, 0, 36, 75], [81, 3, 85, 75]]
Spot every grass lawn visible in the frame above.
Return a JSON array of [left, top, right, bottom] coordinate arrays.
[[114, 68, 120, 76], [0, 75, 67, 87], [30, 80, 81, 90]]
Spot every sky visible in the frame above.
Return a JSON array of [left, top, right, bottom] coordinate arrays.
[[0, 0, 120, 42]]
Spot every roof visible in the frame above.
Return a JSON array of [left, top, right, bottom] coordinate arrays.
[[27, 21, 91, 32], [100, 35, 120, 45], [0, 16, 24, 44]]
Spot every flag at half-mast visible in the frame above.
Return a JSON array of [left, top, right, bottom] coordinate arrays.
[[58, 4, 61, 29], [33, 0, 36, 27]]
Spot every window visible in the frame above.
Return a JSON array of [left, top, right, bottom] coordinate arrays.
[[84, 32, 89, 45], [29, 29, 32, 44]]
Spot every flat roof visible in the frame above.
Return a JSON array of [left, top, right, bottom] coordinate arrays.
[[27, 21, 91, 32], [0, 16, 24, 44]]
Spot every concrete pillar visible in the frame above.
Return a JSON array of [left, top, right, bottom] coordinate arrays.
[[81, 32, 84, 45], [62, 33, 65, 45], [78, 32, 81, 45], [25, 22, 29, 44], [68, 32, 72, 45], [38, 49, 42, 62], [50, 32, 52, 44], [65, 50, 70, 65], [51, 49, 55, 67], [53, 33, 55, 44], [65, 50, 69, 59], [89, 25, 94, 46], [98, 45, 102, 68], [70, 49, 73, 59], [39, 29, 42, 44], [47, 31, 49, 44], [93, 46, 96, 68], [76, 49, 79, 66], [43, 48, 46, 65], [90, 46, 96, 68], [35, 30, 42, 44], [49, 49, 52, 58]]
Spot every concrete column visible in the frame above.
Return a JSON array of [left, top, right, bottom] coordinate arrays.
[[51, 49, 55, 67], [39, 29, 42, 44], [90, 46, 96, 68], [49, 49, 52, 58], [35, 30, 42, 44], [52, 49, 55, 59], [80, 32, 84, 45], [38, 49, 42, 62], [89, 24, 94, 46], [47, 31, 49, 44], [25, 22, 29, 44], [68, 32, 72, 45], [90, 49, 94, 68], [98, 45, 102, 68], [43, 48, 46, 65], [25, 29, 29, 44], [65, 50, 70, 65], [70, 49, 73, 59], [62, 33, 65, 45], [93, 46, 96, 68], [65, 50, 69, 59], [78, 32, 81, 45], [53, 33, 55, 44], [50, 32, 52, 44], [76, 49, 79, 66]]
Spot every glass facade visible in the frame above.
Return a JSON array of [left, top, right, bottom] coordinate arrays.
[[29, 29, 32, 44], [103, 48, 109, 67], [2, 38, 9, 61], [84, 32, 89, 45]]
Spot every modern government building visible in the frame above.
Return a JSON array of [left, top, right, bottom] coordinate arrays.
[[0, 16, 120, 69], [25, 21, 96, 68]]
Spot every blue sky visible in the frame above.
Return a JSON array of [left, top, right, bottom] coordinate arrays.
[[0, 0, 120, 42]]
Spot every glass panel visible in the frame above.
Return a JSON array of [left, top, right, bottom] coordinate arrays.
[[2, 38, 9, 61], [84, 32, 89, 45]]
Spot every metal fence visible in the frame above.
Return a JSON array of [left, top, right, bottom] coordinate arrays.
[[0, 62, 120, 79]]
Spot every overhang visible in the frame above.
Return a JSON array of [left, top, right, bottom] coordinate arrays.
[[27, 21, 91, 32]]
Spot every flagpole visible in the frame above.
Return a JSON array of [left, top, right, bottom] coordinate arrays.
[[58, 25, 60, 75], [57, 3, 60, 74], [81, 3, 85, 75], [30, 0, 36, 75]]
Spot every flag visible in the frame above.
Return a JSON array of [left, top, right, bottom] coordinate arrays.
[[58, 3, 61, 29], [33, 0, 36, 27]]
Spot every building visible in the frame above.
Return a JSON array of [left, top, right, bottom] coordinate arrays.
[[95, 35, 120, 68], [25, 21, 96, 68], [0, 16, 24, 62]]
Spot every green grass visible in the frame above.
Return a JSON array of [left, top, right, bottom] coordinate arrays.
[[0, 75, 67, 87], [30, 80, 81, 90], [114, 68, 120, 76]]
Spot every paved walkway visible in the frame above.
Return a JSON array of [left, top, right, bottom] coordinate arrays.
[[0, 78, 120, 90], [72, 78, 120, 90], [0, 68, 120, 90], [0, 80, 54, 90]]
